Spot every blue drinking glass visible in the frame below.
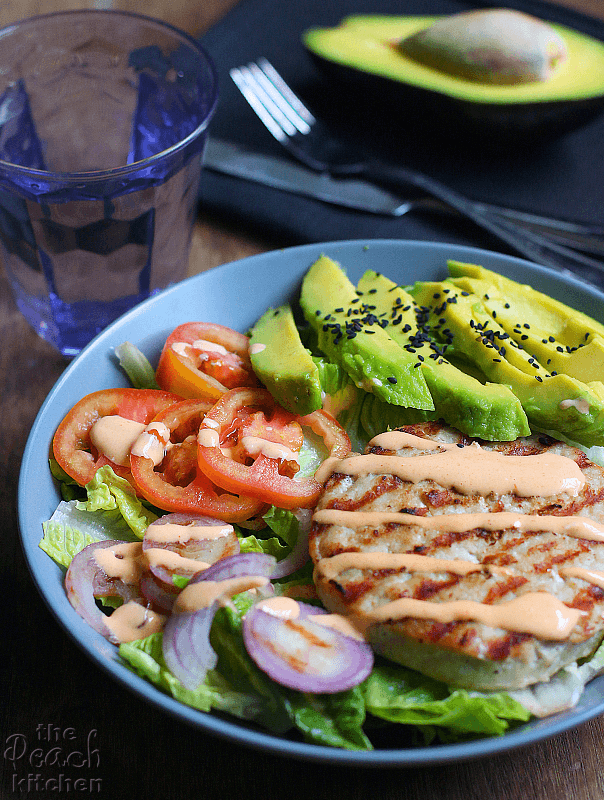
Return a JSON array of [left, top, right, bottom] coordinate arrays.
[[0, 10, 218, 356]]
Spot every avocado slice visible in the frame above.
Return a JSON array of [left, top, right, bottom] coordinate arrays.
[[355, 270, 529, 441], [447, 260, 604, 383], [303, 14, 604, 138], [410, 279, 604, 447], [249, 304, 323, 415], [299, 255, 433, 410]]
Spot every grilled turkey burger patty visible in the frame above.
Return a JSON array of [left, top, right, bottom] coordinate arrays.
[[309, 421, 604, 691]]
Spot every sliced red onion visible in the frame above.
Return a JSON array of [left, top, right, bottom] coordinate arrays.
[[162, 604, 219, 690], [188, 551, 276, 585], [271, 508, 312, 580], [143, 513, 240, 587], [140, 570, 179, 612], [65, 540, 143, 644], [161, 552, 277, 690], [242, 601, 374, 693]]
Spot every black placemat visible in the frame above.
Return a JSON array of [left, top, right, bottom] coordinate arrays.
[[198, 0, 604, 256]]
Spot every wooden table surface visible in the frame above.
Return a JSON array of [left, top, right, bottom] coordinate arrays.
[[2, 1, 604, 798]]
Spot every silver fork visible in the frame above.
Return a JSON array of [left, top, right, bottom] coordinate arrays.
[[231, 58, 604, 282]]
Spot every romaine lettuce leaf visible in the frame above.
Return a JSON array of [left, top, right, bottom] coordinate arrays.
[[77, 465, 157, 537], [120, 632, 267, 719], [363, 662, 530, 743], [114, 341, 160, 390], [283, 685, 372, 750], [40, 500, 140, 568], [120, 594, 373, 749]]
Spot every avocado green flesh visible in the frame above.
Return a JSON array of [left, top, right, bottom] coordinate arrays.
[[299, 255, 433, 410], [410, 280, 604, 447], [249, 304, 323, 415], [356, 270, 529, 441], [303, 15, 604, 105], [447, 261, 604, 383]]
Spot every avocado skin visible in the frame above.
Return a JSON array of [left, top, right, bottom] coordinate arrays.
[[356, 270, 529, 441], [410, 279, 604, 447], [249, 304, 323, 416], [300, 255, 433, 411], [303, 15, 604, 141]]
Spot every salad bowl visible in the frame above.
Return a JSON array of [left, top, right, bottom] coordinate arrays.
[[18, 238, 604, 766]]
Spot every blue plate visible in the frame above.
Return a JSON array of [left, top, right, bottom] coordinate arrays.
[[18, 239, 604, 766]]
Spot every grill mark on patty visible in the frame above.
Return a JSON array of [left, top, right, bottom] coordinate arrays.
[[311, 422, 604, 680], [487, 632, 532, 661], [483, 575, 528, 603]]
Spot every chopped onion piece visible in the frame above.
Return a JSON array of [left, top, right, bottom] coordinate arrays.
[[242, 601, 374, 693]]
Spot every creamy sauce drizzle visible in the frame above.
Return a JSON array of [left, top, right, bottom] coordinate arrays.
[[144, 548, 210, 574], [147, 522, 234, 544], [105, 601, 165, 642], [560, 398, 590, 415], [172, 339, 229, 358], [240, 435, 299, 464], [315, 552, 512, 582], [256, 596, 366, 641], [313, 509, 604, 541], [131, 421, 171, 466], [315, 449, 585, 497], [198, 427, 220, 448], [175, 576, 270, 613], [249, 342, 266, 354], [361, 592, 583, 641], [94, 542, 144, 584], [89, 416, 146, 466], [559, 566, 604, 590]]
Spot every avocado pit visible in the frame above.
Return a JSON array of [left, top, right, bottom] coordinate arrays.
[[397, 8, 568, 85]]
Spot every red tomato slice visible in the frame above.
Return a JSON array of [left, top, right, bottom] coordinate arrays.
[[130, 398, 266, 524], [196, 388, 351, 510], [53, 388, 182, 488], [155, 322, 258, 401]]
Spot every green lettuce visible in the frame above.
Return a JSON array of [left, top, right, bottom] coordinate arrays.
[[114, 341, 160, 389], [77, 465, 157, 537], [119, 593, 374, 749], [362, 662, 531, 744], [40, 500, 141, 568], [41, 465, 157, 567]]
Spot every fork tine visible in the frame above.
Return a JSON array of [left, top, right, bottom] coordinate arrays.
[[230, 59, 316, 146], [256, 58, 315, 126], [230, 65, 293, 142], [248, 63, 311, 134]]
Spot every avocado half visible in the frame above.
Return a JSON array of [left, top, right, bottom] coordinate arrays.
[[303, 15, 604, 140]]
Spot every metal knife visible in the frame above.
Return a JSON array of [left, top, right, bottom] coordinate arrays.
[[204, 136, 410, 215], [203, 137, 604, 254]]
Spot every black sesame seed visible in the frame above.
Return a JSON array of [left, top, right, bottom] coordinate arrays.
[[387, 376, 397, 384]]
